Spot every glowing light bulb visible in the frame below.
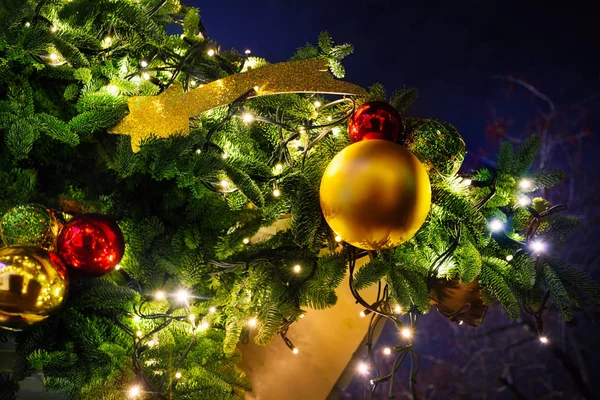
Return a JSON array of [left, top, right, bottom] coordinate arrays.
[[358, 363, 369, 375], [539, 335, 549, 344], [242, 113, 254, 123], [275, 163, 283, 171], [221, 152, 228, 159], [154, 291, 166, 301], [459, 320, 464, 325], [462, 179, 472, 186], [334, 235, 342, 242], [209, 306, 216, 313], [147, 340, 155, 347], [505, 254, 514, 262], [253, 85, 259, 92], [489, 219, 504, 232], [292, 348, 299, 354], [175, 372, 182, 379], [136, 330, 143, 338], [299, 314, 305, 319], [243, 238, 250, 245], [103, 36, 112, 45], [400, 328, 413, 339], [530, 240, 545, 253], [25, 22, 31, 28], [50, 25, 58, 33], [293, 264, 301, 273], [142, 73, 150, 80], [198, 321, 209, 331], [519, 178, 533, 190], [128, 385, 141, 398], [245, 49, 251, 55], [327, 116, 333, 122], [394, 305, 402, 314], [207, 49, 215, 56], [273, 188, 281, 197], [115, 264, 122, 270], [383, 347, 391, 355], [359, 311, 366, 318], [106, 84, 118, 95], [518, 196, 532, 206], [140, 60, 148, 67], [220, 180, 229, 189], [49, 53, 58, 61], [132, 315, 141, 323], [188, 314, 196, 323], [196, 149, 202, 155], [176, 289, 190, 303], [313, 101, 321, 108], [247, 317, 258, 327], [190, 80, 197, 86]]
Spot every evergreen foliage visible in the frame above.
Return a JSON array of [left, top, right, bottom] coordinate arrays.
[[0, 1, 597, 399]]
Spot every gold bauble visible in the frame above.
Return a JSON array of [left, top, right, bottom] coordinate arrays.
[[0, 246, 69, 330], [320, 139, 431, 250]]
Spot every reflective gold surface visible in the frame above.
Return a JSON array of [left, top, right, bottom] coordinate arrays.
[[320, 140, 431, 250], [0, 246, 68, 330]]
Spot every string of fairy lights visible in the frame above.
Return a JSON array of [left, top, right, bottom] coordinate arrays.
[[28, 3, 563, 398]]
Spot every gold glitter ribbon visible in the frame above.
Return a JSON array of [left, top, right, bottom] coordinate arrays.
[[109, 58, 366, 151]]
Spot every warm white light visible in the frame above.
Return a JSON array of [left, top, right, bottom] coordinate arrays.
[[136, 330, 143, 338], [299, 314, 305, 319], [272, 188, 281, 197], [115, 264, 122, 270], [176, 289, 190, 303], [313, 101, 321, 108], [147, 340, 155, 347], [292, 348, 299, 354], [103, 36, 112, 45], [50, 25, 58, 33], [539, 336, 549, 344], [207, 49, 215, 56], [394, 305, 402, 314], [142, 73, 150, 80], [188, 314, 196, 322], [220, 180, 229, 189], [245, 49, 251, 55], [209, 306, 217, 313], [128, 385, 141, 398], [198, 321, 209, 331], [175, 372, 182, 379], [489, 219, 504, 232], [190, 80, 197, 86], [25, 22, 31, 28], [221, 152, 228, 159], [334, 235, 342, 242], [247, 317, 258, 327], [462, 178, 472, 186], [459, 320, 464, 325], [106, 84, 119, 95], [400, 328, 413, 339], [332, 127, 340, 136], [359, 311, 366, 318], [140, 60, 148, 67], [327, 116, 333, 122], [518, 196, 532, 206], [242, 113, 254, 123], [358, 363, 369, 375], [154, 291, 166, 301], [196, 149, 202, 155], [243, 238, 250, 245], [275, 163, 283, 171], [49, 53, 58, 61], [132, 315, 141, 323], [383, 347, 391, 355], [519, 178, 533, 190], [253, 85, 259, 92], [530, 240, 546, 253], [505, 254, 514, 262], [293, 264, 301, 273]]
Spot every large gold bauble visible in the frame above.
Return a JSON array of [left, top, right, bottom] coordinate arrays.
[[0, 246, 69, 330], [320, 139, 431, 250]]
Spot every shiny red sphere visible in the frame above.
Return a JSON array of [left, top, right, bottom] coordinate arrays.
[[57, 214, 125, 277], [348, 101, 403, 143]]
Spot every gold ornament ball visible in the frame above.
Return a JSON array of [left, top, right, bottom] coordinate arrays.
[[0, 246, 69, 330], [320, 139, 431, 250]]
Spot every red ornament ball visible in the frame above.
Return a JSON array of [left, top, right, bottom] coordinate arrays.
[[57, 214, 125, 277], [348, 101, 403, 143]]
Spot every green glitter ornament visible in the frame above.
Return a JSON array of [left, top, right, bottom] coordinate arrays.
[[0, 204, 58, 248], [404, 118, 466, 177]]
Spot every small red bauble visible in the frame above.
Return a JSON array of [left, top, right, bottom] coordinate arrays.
[[348, 101, 403, 143], [57, 214, 125, 277]]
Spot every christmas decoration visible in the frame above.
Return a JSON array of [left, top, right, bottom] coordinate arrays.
[[404, 118, 466, 176], [57, 214, 125, 277], [320, 139, 431, 250], [347, 101, 403, 143], [0, 204, 59, 248], [0, 246, 68, 331], [110, 58, 365, 151], [429, 278, 488, 328]]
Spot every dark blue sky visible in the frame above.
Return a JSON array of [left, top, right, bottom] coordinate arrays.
[[189, 0, 599, 153]]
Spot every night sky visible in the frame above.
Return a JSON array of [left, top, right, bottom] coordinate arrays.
[[190, 0, 599, 154]]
